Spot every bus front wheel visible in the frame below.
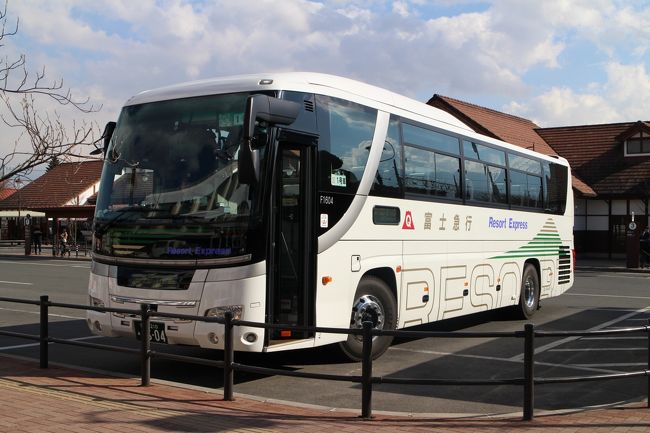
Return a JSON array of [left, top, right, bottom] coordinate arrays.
[[339, 276, 397, 361], [516, 263, 540, 320]]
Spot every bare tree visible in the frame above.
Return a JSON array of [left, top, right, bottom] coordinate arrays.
[[0, 1, 101, 184]]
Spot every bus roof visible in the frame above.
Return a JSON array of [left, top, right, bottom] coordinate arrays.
[[125, 72, 472, 132], [124, 72, 569, 167]]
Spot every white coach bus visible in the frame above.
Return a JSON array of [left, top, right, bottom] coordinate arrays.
[[87, 72, 574, 360]]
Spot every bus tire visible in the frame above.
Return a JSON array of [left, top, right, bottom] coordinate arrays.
[[339, 276, 397, 361], [516, 263, 539, 320]]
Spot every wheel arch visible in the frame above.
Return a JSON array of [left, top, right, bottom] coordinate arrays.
[[361, 267, 398, 303], [524, 258, 540, 281]]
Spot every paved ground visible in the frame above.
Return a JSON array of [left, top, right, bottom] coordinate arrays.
[[1, 355, 650, 433], [2, 246, 650, 431]]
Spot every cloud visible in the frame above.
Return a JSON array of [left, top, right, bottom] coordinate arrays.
[[605, 62, 650, 113], [3, 0, 650, 175], [392, 1, 410, 17], [506, 88, 617, 127], [506, 62, 650, 126]]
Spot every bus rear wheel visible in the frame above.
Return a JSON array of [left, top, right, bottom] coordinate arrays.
[[516, 263, 540, 320], [339, 276, 397, 361]]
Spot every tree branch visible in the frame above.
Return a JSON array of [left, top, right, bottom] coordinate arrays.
[[0, 0, 101, 184]]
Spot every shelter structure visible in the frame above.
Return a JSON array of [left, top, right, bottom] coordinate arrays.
[[0, 160, 102, 246]]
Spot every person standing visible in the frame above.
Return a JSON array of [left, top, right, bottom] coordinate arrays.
[[60, 228, 69, 256], [641, 227, 650, 268], [32, 226, 42, 254]]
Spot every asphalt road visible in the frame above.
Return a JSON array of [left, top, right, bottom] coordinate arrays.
[[1, 256, 649, 415]]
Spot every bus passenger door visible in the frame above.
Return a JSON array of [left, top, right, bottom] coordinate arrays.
[[269, 137, 315, 342]]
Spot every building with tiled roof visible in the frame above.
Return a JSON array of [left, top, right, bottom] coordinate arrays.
[[0, 160, 102, 242], [537, 121, 650, 256], [429, 94, 648, 259], [0, 160, 102, 214], [536, 122, 650, 196]]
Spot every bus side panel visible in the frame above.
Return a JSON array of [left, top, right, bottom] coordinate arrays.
[[401, 240, 448, 326], [314, 240, 401, 347], [443, 240, 500, 318], [88, 271, 118, 337]]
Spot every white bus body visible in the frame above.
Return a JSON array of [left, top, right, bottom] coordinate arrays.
[[87, 73, 574, 360]]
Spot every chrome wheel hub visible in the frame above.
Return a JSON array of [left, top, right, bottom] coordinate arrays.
[[351, 294, 385, 332], [523, 277, 536, 309]]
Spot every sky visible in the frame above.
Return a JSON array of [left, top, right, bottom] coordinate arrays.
[[2, 0, 650, 173]]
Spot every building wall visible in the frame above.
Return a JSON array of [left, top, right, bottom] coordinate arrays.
[[574, 197, 649, 258], [64, 183, 99, 206]]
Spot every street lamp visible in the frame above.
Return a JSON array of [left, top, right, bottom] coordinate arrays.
[[14, 177, 22, 219]]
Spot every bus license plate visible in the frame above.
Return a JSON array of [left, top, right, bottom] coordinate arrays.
[[134, 321, 168, 344]]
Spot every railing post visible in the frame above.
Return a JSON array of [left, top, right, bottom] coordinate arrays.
[[223, 311, 234, 401], [40, 295, 49, 368], [361, 320, 373, 419], [647, 318, 650, 408], [140, 303, 151, 386], [523, 323, 535, 421]]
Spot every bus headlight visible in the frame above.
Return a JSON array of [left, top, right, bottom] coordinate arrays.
[[89, 296, 105, 309], [205, 305, 243, 320]]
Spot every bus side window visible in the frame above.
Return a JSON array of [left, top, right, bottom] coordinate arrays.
[[543, 162, 568, 214], [316, 95, 377, 195], [371, 117, 403, 197], [510, 172, 525, 207], [435, 153, 461, 198]]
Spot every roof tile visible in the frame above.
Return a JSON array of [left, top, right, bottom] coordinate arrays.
[[0, 161, 103, 210], [0, 188, 17, 201], [536, 123, 650, 196]]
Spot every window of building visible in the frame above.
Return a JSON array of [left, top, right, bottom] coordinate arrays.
[[625, 136, 650, 155]]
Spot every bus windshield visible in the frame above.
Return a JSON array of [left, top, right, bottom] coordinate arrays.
[[93, 92, 267, 263]]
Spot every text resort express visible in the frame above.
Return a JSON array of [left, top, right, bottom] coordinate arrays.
[[488, 217, 528, 230], [167, 246, 232, 256]]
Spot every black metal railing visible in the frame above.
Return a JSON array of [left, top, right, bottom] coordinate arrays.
[[0, 294, 649, 421]]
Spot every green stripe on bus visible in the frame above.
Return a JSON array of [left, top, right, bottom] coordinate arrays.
[[491, 253, 560, 259]]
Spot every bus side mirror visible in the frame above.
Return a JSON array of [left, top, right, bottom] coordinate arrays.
[[90, 121, 116, 158], [239, 95, 301, 184], [238, 143, 261, 185], [102, 122, 116, 156], [244, 95, 300, 148]]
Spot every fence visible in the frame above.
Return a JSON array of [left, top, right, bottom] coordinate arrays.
[[0, 294, 649, 421]]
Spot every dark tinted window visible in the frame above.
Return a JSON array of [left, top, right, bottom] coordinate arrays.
[[404, 146, 460, 198], [371, 117, 403, 197], [373, 206, 401, 225], [463, 140, 506, 165], [542, 161, 568, 214], [403, 123, 460, 155], [464, 160, 507, 204], [316, 95, 377, 194], [509, 153, 542, 175], [510, 171, 543, 208]]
